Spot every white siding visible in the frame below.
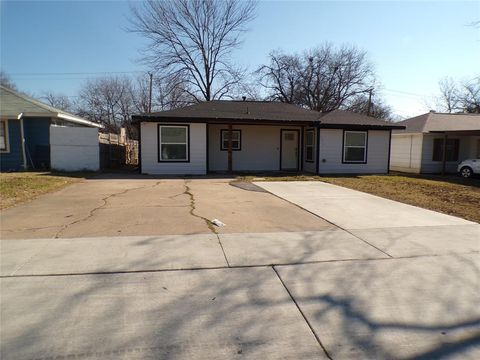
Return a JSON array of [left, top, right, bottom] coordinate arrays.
[[421, 134, 477, 173], [390, 134, 423, 173], [303, 127, 317, 173], [318, 129, 390, 174], [208, 124, 301, 171], [141, 122, 206, 175], [50, 126, 99, 171]]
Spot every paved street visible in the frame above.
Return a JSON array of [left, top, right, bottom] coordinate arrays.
[[1, 179, 479, 359]]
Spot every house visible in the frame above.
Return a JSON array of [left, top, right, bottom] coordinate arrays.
[[390, 111, 480, 174], [132, 100, 404, 175], [0, 85, 103, 172]]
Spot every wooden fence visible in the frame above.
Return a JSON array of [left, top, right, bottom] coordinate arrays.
[[99, 132, 138, 169]]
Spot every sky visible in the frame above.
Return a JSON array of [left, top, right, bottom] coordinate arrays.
[[1, 0, 479, 119]]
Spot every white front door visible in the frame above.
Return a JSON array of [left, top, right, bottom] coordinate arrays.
[[281, 130, 299, 170]]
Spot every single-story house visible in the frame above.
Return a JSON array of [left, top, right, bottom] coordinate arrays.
[[132, 100, 404, 175], [390, 111, 480, 174], [1, 85, 103, 172]]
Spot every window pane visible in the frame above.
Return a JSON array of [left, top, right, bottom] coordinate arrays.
[[306, 146, 313, 161], [345, 132, 366, 146], [161, 144, 187, 160], [161, 127, 186, 143], [432, 138, 443, 161], [306, 131, 314, 146], [345, 147, 365, 162], [232, 140, 240, 149], [0, 122, 5, 150]]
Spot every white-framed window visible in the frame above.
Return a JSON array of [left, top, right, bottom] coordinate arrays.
[[221, 129, 241, 151], [305, 129, 315, 162], [343, 131, 367, 163], [158, 125, 189, 162], [0, 120, 9, 153]]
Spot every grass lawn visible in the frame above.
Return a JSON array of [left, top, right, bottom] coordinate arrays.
[[0, 172, 84, 210], [238, 173, 480, 223]]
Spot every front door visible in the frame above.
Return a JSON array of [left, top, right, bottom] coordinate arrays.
[[281, 130, 299, 171]]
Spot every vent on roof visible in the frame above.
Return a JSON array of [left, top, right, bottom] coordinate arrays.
[[429, 110, 436, 113]]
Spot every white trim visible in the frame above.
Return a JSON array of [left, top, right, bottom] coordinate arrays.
[[0, 119, 10, 153], [343, 131, 367, 163], [56, 113, 103, 128]]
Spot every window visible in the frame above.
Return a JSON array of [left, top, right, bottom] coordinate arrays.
[[432, 138, 459, 162], [158, 125, 189, 162], [305, 129, 315, 162], [343, 131, 367, 163], [221, 129, 241, 151], [0, 120, 8, 152]]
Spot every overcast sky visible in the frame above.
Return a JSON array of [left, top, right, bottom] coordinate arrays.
[[1, 0, 479, 119]]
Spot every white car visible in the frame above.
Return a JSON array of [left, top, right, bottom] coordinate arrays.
[[457, 159, 480, 178]]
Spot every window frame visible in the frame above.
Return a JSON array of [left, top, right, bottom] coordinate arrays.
[[305, 128, 315, 163], [432, 138, 460, 162], [342, 130, 368, 164], [220, 129, 242, 151], [0, 119, 9, 153], [157, 124, 190, 163]]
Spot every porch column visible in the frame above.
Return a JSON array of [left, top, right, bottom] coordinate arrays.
[[441, 133, 448, 175], [227, 123, 233, 173]]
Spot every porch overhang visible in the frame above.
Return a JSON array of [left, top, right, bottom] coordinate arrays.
[[132, 115, 404, 130]]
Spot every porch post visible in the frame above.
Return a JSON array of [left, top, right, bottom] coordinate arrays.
[[227, 123, 233, 173], [441, 133, 448, 175]]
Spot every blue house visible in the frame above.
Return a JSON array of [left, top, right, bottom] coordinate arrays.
[[1, 85, 102, 171]]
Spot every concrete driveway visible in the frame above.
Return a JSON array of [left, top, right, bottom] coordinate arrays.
[[1, 179, 479, 359], [0, 177, 332, 239]]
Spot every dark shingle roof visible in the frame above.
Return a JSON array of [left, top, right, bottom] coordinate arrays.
[[394, 112, 480, 133], [133, 100, 403, 129]]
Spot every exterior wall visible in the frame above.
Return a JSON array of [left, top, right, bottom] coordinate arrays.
[[317, 129, 390, 174], [141, 122, 207, 175], [303, 127, 317, 173], [421, 134, 479, 173], [0, 119, 23, 171], [23, 117, 51, 169], [390, 134, 423, 173], [50, 126, 99, 171], [208, 124, 302, 172]]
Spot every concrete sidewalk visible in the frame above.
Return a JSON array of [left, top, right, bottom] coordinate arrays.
[[1, 230, 388, 276]]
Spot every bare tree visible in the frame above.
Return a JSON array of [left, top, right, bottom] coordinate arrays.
[[458, 77, 480, 113], [435, 76, 480, 113], [257, 51, 302, 103], [347, 93, 393, 120], [129, 0, 257, 101], [437, 77, 459, 113], [257, 44, 377, 113], [41, 91, 73, 112], [0, 71, 17, 90]]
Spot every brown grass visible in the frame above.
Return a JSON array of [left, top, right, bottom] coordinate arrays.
[[238, 173, 480, 223], [0, 172, 84, 210]]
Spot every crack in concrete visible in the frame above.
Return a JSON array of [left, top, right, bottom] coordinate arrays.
[[183, 180, 230, 267], [53, 181, 163, 239]]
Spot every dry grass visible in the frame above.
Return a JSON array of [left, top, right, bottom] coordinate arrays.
[[238, 173, 480, 223], [0, 172, 84, 210]]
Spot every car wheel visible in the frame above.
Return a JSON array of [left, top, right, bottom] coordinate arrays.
[[460, 166, 473, 178]]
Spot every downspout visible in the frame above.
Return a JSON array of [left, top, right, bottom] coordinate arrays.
[[17, 113, 27, 170]]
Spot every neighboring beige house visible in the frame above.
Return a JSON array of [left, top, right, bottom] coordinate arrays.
[[132, 100, 404, 175], [390, 111, 480, 174]]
